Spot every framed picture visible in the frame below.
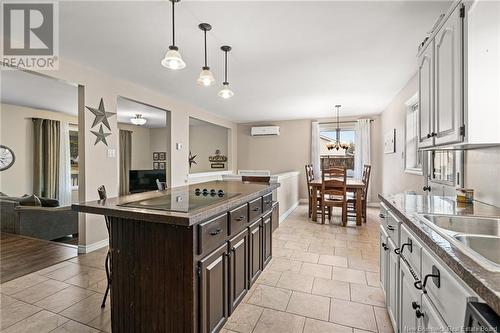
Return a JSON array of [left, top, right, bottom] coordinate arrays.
[[159, 162, 166, 170], [153, 162, 160, 169], [384, 129, 396, 154], [211, 163, 225, 169], [153, 152, 159, 161], [158, 152, 166, 161]]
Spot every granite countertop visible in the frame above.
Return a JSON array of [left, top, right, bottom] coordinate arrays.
[[73, 180, 279, 226], [379, 192, 500, 315]]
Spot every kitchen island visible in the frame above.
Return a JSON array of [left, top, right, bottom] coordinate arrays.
[[73, 180, 279, 333]]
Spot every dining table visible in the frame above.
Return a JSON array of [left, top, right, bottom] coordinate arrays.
[[309, 177, 366, 226]]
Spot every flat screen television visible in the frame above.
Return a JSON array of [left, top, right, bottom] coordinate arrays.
[[129, 170, 166, 193]]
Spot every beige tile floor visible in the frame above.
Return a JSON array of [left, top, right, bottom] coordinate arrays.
[[0, 204, 392, 333]]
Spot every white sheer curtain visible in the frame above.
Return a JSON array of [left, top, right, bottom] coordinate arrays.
[[354, 119, 371, 180], [58, 121, 72, 205], [311, 121, 321, 177]]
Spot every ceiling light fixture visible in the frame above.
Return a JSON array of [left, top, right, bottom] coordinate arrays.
[[218, 45, 234, 99], [326, 105, 350, 151], [130, 114, 147, 126], [161, 0, 186, 70], [197, 23, 215, 87]]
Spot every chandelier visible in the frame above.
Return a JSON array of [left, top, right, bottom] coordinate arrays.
[[326, 104, 350, 151]]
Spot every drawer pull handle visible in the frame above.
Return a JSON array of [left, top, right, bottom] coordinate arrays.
[[252, 207, 260, 212], [235, 216, 245, 222], [210, 229, 222, 236], [417, 266, 441, 290], [415, 309, 425, 318], [387, 225, 395, 231], [381, 242, 389, 251], [412, 301, 420, 310], [395, 239, 413, 255], [414, 280, 423, 290], [264, 201, 271, 204], [379, 213, 385, 219]]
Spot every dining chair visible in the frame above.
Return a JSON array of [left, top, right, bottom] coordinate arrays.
[[305, 165, 314, 217], [320, 167, 347, 226], [347, 165, 371, 223], [97, 185, 111, 308]]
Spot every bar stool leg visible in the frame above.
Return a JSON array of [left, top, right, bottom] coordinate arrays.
[[101, 250, 111, 308]]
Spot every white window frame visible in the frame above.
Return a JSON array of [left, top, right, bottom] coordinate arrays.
[[404, 93, 423, 175]]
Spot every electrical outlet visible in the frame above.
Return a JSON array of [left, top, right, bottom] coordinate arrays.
[[107, 149, 116, 158], [176, 143, 183, 150]]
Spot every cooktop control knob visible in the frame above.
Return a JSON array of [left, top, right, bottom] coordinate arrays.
[[202, 189, 208, 196], [210, 189, 217, 196], [194, 188, 201, 195], [218, 189, 225, 197]]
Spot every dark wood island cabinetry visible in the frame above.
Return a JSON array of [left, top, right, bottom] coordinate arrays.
[[73, 180, 279, 333]]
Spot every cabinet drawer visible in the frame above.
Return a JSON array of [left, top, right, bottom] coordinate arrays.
[[198, 214, 228, 255], [262, 193, 273, 213], [386, 211, 401, 246], [248, 197, 263, 222], [229, 204, 248, 235], [400, 225, 423, 278], [421, 247, 474, 327]]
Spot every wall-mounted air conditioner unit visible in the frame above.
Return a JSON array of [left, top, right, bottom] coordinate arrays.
[[251, 126, 280, 136]]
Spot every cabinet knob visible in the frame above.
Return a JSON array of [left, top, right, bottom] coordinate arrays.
[[210, 228, 222, 236], [381, 242, 389, 251], [415, 309, 425, 318], [379, 213, 385, 219], [412, 301, 420, 310], [387, 225, 395, 231], [426, 134, 432, 139], [423, 186, 431, 192], [252, 207, 260, 212]]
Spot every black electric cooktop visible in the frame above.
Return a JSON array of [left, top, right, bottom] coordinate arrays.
[[119, 188, 240, 213]]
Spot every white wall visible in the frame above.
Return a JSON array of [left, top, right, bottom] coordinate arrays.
[[0, 103, 78, 197], [379, 74, 425, 196], [465, 147, 500, 207]]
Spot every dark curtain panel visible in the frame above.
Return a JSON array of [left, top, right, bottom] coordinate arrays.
[[119, 129, 132, 195], [33, 118, 61, 199]]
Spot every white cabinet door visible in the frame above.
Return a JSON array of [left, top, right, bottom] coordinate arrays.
[[399, 261, 423, 333], [434, 4, 464, 145], [418, 42, 435, 148], [387, 239, 399, 330], [379, 226, 389, 296], [421, 294, 450, 333]]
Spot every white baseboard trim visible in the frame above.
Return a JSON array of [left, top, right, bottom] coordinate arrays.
[[78, 238, 109, 254], [279, 201, 300, 223]]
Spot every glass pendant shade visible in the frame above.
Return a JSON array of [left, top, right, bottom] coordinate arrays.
[[218, 83, 234, 99], [197, 68, 215, 86], [130, 114, 147, 126], [161, 48, 186, 70]]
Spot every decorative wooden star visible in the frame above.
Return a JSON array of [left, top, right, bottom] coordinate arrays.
[[86, 98, 115, 130], [189, 151, 197, 169], [91, 125, 111, 146]]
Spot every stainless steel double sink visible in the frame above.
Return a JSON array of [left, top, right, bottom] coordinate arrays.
[[419, 214, 500, 269]]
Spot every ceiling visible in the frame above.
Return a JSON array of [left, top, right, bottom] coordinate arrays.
[[117, 97, 168, 128], [56, 1, 449, 123], [0, 68, 78, 115]]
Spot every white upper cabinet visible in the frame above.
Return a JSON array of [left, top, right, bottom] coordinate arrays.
[[434, 4, 464, 146], [466, 0, 500, 145], [418, 0, 500, 149], [418, 42, 435, 148]]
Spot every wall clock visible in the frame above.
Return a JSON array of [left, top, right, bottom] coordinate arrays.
[[0, 145, 15, 171]]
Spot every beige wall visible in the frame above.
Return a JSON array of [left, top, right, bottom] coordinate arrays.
[[22, 58, 237, 250], [379, 74, 425, 196], [0, 103, 78, 197], [237, 118, 383, 201], [237, 119, 311, 199], [189, 122, 229, 173]]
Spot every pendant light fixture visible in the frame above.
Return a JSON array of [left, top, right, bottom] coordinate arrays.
[[326, 105, 350, 151], [218, 45, 234, 99], [197, 23, 215, 86], [130, 114, 147, 126], [161, 0, 186, 70]]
